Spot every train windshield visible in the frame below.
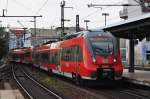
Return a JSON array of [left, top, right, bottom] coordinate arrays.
[[89, 37, 113, 56]]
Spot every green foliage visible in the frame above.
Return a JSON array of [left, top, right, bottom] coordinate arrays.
[[0, 27, 8, 59]]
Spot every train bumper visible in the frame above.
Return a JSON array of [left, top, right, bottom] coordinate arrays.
[[97, 68, 114, 80]]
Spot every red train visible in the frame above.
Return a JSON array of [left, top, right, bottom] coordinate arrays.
[[22, 47, 32, 64], [9, 48, 25, 63], [9, 30, 123, 84]]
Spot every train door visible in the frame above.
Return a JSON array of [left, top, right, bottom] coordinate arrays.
[[74, 45, 83, 85], [74, 45, 80, 75]]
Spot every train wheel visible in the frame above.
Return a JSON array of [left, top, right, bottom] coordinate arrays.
[[48, 69, 52, 75], [75, 75, 84, 86]]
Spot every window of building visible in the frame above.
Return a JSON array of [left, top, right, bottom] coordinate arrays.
[[146, 51, 150, 60], [144, 2, 150, 7], [146, 37, 150, 41]]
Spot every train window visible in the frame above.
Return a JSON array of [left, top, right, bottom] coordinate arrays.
[[41, 53, 44, 62], [25, 52, 30, 58], [61, 45, 82, 62], [44, 53, 49, 63], [37, 53, 39, 61], [61, 47, 71, 61], [49, 52, 59, 64], [20, 54, 24, 59], [76, 45, 82, 61], [32, 52, 35, 60], [41, 53, 48, 63]]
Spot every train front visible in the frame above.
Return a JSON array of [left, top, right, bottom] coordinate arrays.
[[84, 30, 123, 80]]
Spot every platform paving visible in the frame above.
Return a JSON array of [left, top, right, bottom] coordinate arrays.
[[123, 69, 150, 86], [0, 90, 25, 99]]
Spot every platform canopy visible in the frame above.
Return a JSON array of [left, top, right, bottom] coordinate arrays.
[[101, 13, 150, 40]]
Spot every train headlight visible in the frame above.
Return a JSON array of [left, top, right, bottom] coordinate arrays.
[[92, 58, 96, 63], [113, 58, 117, 63]]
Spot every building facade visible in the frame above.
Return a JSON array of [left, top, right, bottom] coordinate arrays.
[[30, 28, 58, 46], [9, 28, 31, 49], [30, 27, 81, 46]]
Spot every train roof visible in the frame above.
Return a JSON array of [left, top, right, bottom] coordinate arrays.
[[50, 42, 61, 49], [10, 49, 25, 54], [63, 30, 113, 40]]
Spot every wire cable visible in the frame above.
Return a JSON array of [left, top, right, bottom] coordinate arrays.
[[35, 0, 49, 15], [81, 0, 125, 20], [65, 1, 124, 28], [94, 7, 143, 27], [6, 0, 8, 11], [12, 0, 34, 14]]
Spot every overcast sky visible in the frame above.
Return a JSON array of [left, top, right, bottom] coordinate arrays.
[[0, 0, 128, 29]]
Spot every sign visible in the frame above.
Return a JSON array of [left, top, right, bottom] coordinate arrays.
[[142, 42, 147, 64]]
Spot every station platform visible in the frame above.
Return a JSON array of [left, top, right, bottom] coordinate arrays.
[[123, 69, 150, 87], [0, 90, 25, 99]]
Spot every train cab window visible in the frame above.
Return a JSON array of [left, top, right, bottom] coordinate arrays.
[[89, 37, 113, 56]]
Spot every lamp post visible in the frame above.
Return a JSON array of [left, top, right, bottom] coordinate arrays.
[[102, 13, 109, 26], [84, 20, 90, 30]]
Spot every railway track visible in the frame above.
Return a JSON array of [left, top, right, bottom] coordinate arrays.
[[0, 64, 12, 83], [86, 82, 150, 99], [21, 63, 150, 99], [118, 85, 150, 99], [12, 64, 63, 99]]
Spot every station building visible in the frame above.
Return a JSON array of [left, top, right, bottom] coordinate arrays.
[[9, 28, 31, 49], [30, 27, 79, 46]]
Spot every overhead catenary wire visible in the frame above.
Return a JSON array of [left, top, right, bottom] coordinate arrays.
[[12, 0, 35, 14], [81, 0, 125, 20], [6, 0, 8, 12], [66, 0, 125, 28], [35, 0, 49, 15], [94, 7, 142, 27], [66, 1, 124, 28], [133, 0, 141, 4]]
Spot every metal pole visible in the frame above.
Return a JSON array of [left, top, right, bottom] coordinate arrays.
[[86, 22, 88, 30], [61, 1, 65, 38], [34, 16, 37, 46], [84, 20, 90, 30], [129, 39, 135, 72], [34, 17, 36, 37], [76, 15, 80, 32], [23, 28, 26, 42], [105, 15, 106, 26]]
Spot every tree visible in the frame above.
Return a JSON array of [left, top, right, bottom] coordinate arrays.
[[0, 27, 8, 59]]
